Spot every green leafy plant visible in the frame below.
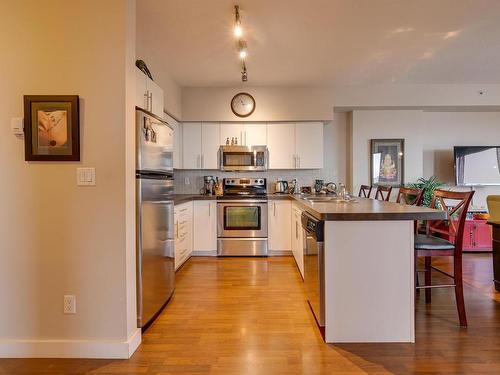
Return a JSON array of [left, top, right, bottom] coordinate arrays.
[[407, 176, 445, 207]]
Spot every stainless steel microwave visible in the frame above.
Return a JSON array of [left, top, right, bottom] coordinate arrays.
[[219, 145, 268, 171]]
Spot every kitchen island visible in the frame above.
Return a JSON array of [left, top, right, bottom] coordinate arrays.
[[290, 196, 446, 343]]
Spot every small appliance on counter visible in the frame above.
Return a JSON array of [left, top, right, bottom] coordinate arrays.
[[217, 177, 268, 256], [202, 175, 216, 195], [274, 179, 288, 194]]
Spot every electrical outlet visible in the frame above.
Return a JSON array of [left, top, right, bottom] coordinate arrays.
[[184, 177, 190, 185], [63, 295, 76, 314]]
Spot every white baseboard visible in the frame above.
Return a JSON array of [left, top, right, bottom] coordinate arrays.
[[192, 250, 217, 256], [0, 328, 141, 359]]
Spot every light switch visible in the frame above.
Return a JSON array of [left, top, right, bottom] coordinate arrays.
[[11, 117, 24, 139], [77, 168, 96, 186]]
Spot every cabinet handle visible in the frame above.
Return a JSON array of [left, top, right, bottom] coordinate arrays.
[[209, 203, 211, 216], [176, 222, 179, 239], [274, 202, 276, 217], [201, 154, 204, 169], [144, 91, 149, 109], [298, 156, 301, 168], [148, 92, 153, 111]]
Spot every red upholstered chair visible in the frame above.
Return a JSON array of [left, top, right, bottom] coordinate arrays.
[[414, 189, 474, 327], [374, 185, 392, 201], [358, 185, 372, 198]]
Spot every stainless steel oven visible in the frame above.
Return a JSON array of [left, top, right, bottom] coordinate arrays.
[[217, 178, 268, 256], [219, 145, 268, 171]]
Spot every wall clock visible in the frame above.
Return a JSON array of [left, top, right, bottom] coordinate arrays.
[[230, 92, 256, 118]]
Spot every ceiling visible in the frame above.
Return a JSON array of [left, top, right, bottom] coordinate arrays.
[[136, 0, 500, 87]]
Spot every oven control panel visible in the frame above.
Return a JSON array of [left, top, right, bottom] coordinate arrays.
[[224, 178, 266, 186]]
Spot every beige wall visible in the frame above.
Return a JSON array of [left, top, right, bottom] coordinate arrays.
[[0, 0, 138, 357], [181, 85, 500, 122], [350, 110, 500, 209]]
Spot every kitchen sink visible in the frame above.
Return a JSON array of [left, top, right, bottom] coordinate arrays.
[[303, 196, 344, 202]]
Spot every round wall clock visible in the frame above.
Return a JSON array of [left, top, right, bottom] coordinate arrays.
[[230, 92, 256, 118]]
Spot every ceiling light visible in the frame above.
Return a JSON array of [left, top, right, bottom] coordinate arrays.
[[238, 40, 247, 59], [234, 24, 242, 38], [234, 5, 242, 37]]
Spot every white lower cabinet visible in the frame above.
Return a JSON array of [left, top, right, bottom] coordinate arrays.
[[291, 203, 304, 278], [193, 200, 217, 254], [268, 200, 292, 252], [174, 202, 193, 270]]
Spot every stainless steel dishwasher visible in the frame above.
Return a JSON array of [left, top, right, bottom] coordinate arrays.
[[301, 211, 325, 331]]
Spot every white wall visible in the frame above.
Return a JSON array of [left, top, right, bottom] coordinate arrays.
[[350, 110, 500, 209], [0, 0, 139, 358]]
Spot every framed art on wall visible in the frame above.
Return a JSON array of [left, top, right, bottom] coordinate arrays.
[[370, 138, 404, 187], [23, 95, 80, 161]]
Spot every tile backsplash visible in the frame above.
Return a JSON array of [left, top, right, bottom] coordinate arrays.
[[174, 169, 339, 194]]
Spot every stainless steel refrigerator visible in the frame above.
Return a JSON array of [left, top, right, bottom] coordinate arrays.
[[136, 108, 175, 329]]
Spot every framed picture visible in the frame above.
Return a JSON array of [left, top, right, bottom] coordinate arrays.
[[23, 95, 80, 161], [370, 139, 404, 187]]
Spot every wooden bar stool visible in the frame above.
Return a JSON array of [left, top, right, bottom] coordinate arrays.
[[396, 187, 424, 206], [414, 189, 474, 327], [358, 185, 372, 198], [374, 185, 392, 201]]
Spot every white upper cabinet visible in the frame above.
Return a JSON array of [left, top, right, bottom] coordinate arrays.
[[148, 79, 164, 117], [267, 123, 295, 169], [135, 67, 164, 118], [244, 123, 267, 146], [135, 69, 148, 110], [182, 122, 202, 169], [295, 122, 323, 169], [164, 113, 182, 169], [201, 123, 220, 169], [220, 123, 244, 146]]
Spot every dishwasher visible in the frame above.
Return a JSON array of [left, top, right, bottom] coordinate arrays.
[[301, 211, 325, 331]]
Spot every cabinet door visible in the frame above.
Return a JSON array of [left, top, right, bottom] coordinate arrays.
[[201, 123, 220, 169], [135, 68, 148, 110], [182, 123, 202, 169], [295, 122, 323, 169], [147, 79, 164, 117], [244, 123, 267, 146], [164, 113, 181, 169], [267, 123, 295, 169], [220, 123, 244, 145], [474, 221, 493, 251], [268, 200, 292, 251], [291, 205, 304, 278], [193, 201, 217, 252]]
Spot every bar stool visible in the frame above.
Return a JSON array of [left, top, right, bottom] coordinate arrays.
[[358, 185, 372, 198], [415, 189, 474, 327], [396, 187, 424, 206], [374, 185, 392, 201]]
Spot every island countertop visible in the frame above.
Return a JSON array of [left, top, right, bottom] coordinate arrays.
[[285, 195, 447, 221]]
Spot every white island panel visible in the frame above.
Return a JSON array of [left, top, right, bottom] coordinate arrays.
[[324, 220, 415, 343]]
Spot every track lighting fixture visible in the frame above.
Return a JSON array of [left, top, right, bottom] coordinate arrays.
[[234, 5, 249, 82]]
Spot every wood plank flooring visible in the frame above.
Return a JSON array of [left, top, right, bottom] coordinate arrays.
[[1, 254, 499, 374]]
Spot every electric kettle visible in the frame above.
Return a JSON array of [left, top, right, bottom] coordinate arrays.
[[274, 179, 289, 194]]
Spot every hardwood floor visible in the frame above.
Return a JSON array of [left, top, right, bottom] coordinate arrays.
[[1, 254, 499, 374]]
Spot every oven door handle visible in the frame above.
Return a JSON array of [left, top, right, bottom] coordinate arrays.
[[217, 200, 268, 204]]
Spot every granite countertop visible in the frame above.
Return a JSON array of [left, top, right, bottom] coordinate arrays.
[[173, 193, 446, 221]]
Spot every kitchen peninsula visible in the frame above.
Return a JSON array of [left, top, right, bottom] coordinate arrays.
[[174, 193, 446, 343]]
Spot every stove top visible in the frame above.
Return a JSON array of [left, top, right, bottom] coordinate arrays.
[[221, 177, 267, 199]]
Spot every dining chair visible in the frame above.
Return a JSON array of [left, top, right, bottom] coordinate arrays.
[[358, 185, 372, 198], [414, 189, 474, 327], [487, 195, 500, 221], [374, 185, 392, 201], [396, 187, 424, 206]]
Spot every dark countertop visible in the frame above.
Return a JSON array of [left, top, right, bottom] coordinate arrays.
[[488, 221, 500, 227], [173, 194, 217, 205], [173, 193, 446, 221]]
